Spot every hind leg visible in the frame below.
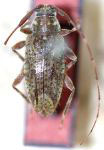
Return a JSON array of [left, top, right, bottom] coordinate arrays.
[[61, 75, 75, 125], [12, 67, 29, 103], [61, 48, 77, 125]]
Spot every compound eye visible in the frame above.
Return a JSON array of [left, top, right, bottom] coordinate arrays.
[[35, 4, 43, 13]]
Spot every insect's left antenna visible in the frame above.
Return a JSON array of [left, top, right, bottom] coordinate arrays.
[[4, 8, 36, 45]]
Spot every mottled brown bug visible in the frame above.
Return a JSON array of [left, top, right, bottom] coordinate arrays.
[[4, 4, 100, 144]]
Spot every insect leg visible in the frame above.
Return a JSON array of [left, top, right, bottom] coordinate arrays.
[[60, 50, 77, 126], [4, 8, 36, 45], [56, 6, 101, 145], [12, 41, 25, 61], [61, 76, 75, 125], [55, 7, 80, 29], [20, 22, 32, 34], [60, 28, 78, 36], [12, 67, 29, 103]]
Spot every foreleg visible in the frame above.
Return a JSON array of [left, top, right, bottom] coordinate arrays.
[[60, 28, 78, 36], [20, 22, 32, 34]]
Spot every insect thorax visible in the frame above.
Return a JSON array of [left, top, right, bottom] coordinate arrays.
[[32, 16, 61, 34]]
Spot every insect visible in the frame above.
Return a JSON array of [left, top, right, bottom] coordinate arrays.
[[4, 4, 100, 145]]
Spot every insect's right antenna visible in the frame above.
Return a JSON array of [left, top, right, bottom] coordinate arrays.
[[56, 6, 101, 145], [4, 8, 36, 45]]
